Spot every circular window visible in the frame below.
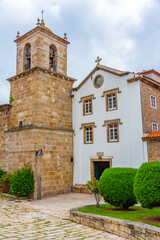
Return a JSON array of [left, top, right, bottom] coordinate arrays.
[[93, 75, 104, 88]]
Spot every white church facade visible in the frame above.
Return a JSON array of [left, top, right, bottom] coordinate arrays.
[[72, 64, 160, 188]]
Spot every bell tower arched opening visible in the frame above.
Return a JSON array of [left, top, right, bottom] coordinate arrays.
[[23, 43, 31, 71], [49, 44, 57, 72]]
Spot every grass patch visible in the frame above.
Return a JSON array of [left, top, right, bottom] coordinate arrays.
[[78, 204, 160, 228]]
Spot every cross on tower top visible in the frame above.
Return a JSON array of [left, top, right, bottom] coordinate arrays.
[[95, 56, 102, 66], [40, 10, 45, 27], [41, 10, 44, 20]]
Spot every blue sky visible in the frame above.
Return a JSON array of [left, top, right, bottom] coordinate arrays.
[[0, 0, 160, 104]]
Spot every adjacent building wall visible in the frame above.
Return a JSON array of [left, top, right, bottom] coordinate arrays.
[[140, 81, 160, 133], [146, 140, 160, 162]]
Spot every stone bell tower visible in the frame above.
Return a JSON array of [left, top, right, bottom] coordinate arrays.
[[16, 18, 68, 75], [2, 18, 76, 199]]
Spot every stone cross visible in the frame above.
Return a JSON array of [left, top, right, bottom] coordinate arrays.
[[95, 56, 102, 65]]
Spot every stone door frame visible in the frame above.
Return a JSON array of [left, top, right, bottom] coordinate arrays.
[[90, 158, 112, 180]]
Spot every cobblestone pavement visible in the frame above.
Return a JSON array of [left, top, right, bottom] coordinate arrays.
[[0, 193, 126, 239]]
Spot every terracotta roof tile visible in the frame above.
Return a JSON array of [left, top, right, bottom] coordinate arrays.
[[142, 131, 160, 140]]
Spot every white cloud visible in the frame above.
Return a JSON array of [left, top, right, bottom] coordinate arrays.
[[0, 0, 159, 89], [90, 0, 154, 26]]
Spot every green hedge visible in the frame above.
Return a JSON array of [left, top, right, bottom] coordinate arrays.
[[99, 168, 137, 209], [0, 168, 6, 179], [134, 162, 160, 209], [9, 167, 34, 197]]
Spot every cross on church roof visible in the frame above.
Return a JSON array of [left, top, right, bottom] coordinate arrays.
[[41, 10, 44, 20], [95, 56, 102, 66]]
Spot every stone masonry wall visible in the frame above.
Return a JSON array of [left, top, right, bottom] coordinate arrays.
[[16, 29, 67, 75], [9, 69, 73, 130], [140, 81, 160, 133], [34, 71, 73, 129], [70, 209, 160, 240], [0, 106, 11, 170], [9, 71, 38, 129], [147, 140, 160, 162], [4, 128, 73, 199]]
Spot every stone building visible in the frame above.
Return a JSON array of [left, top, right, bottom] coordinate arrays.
[[0, 19, 160, 198], [0, 19, 75, 199]]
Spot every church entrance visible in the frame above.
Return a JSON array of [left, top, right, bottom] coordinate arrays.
[[90, 158, 112, 180], [94, 161, 110, 179]]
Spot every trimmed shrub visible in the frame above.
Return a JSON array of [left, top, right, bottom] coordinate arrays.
[[9, 167, 34, 197], [0, 174, 11, 193], [134, 162, 160, 209], [0, 168, 6, 179], [99, 168, 137, 209]]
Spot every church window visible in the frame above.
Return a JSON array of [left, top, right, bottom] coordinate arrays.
[[84, 98, 92, 115], [49, 45, 57, 71], [79, 95, 96, 116], [152, 122, 158, 131], [93, 74, 104, 88], [107, 94, 116, 110], [150, 95, 157, 109], [80, 122, 96, 144], [23, 43, 31, 71], [84, 126, 93, 144], [101, 88, 121, 111], [102, 119, 122, 143], [108, 123, 118, 142]]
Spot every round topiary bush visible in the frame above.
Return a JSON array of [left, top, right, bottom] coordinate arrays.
[[134, 162, 160, 209], [99, 168, 137, 209], [10, 167, 34, 197]]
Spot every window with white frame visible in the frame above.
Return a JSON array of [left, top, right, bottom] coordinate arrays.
[[108, 123, 118, 142], [152, 122, 158, 131], [108, 94, 116, 110], [84, 99, 92, 115], [150, 95, 157, 109], [84, 126, 93, 144]]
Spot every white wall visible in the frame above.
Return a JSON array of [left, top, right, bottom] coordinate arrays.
[[72, 69, 147, 185]]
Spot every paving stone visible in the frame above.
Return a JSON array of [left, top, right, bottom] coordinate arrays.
[[0, 193, 126, 239]]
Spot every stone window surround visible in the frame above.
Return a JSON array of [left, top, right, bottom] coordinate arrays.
[[80, 122, 97, 144], [101, 88, 121, 112], [102, 118, 123, 143], [93, 74, 104, 88], [79, 94, 96, 116], [150, 94, 157, 109], [152, 122, 158, 131]]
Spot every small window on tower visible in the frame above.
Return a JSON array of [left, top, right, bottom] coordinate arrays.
[[23, 43, 31, 71], [49, 45, 57, 71], [152, 122, 158, 131]]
